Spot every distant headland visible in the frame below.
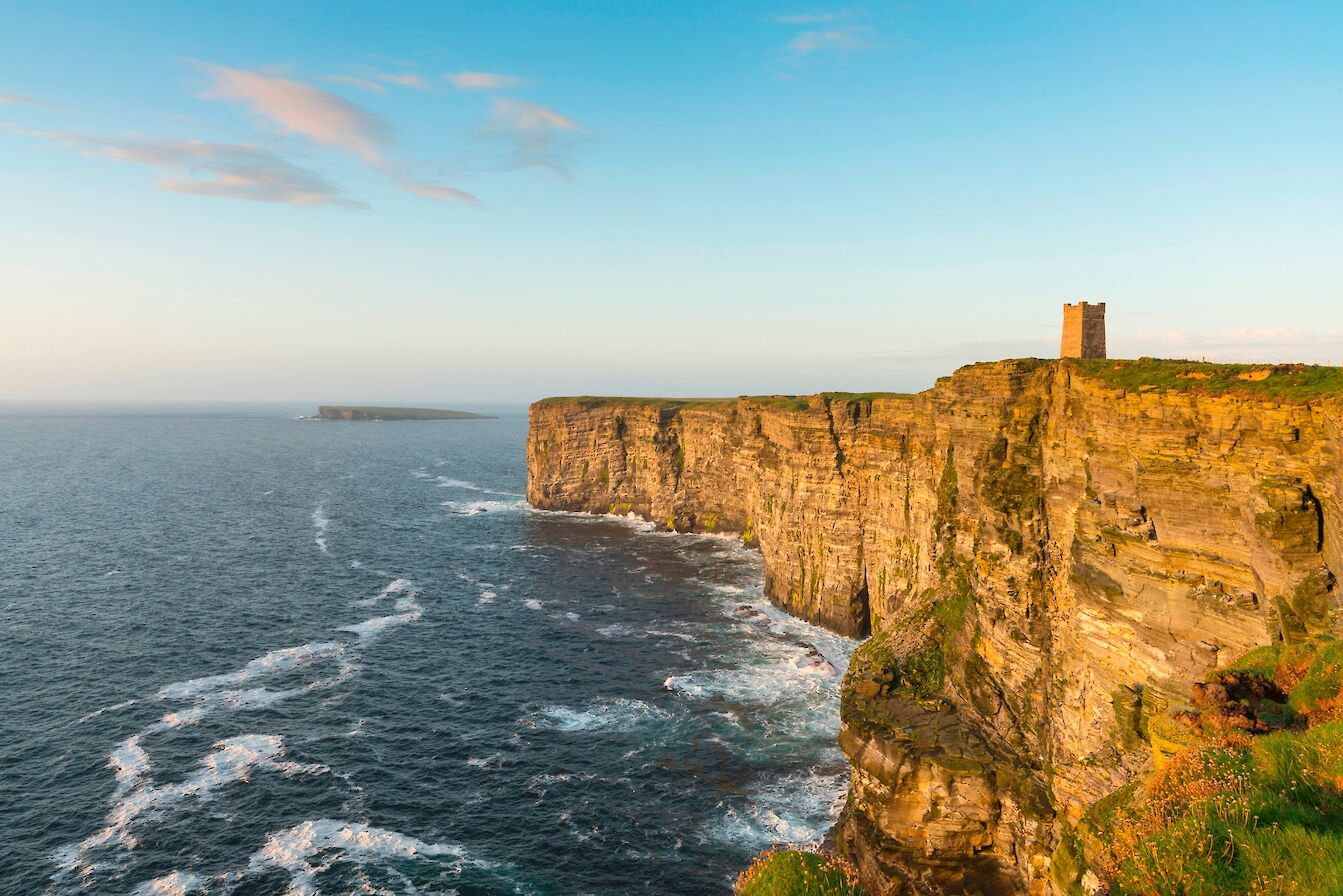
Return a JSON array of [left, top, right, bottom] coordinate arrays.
[[316, 405, 494, 421]]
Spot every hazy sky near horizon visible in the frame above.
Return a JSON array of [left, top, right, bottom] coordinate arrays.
[[3, 1, 1342, 402]]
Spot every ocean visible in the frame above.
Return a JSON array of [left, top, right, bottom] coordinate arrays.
[[0, 407, 856, 896]]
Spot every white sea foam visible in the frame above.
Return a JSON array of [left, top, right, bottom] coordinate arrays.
[[58, 735, 320, 872], [353, 578, 415, 606], [663, 654, 831, 706], [441, 499, 528, 515], [528, 698, 671, 733], [76, 698, 138, 725], [132, 870, 207, 895], [159, 706, 208, 729], [646, 629, 697, 642], [339, 594, 423, 640], [244, 819, 472, 895], [435, 476, 481, 490], [704, 769, 848, 850], [109, 735, 152, 792], [136, 642, 358, 751], [157, 642, 347, 701], [312, 504, 330, 553]]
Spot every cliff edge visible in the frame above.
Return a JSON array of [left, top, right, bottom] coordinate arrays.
[[527, 358, 1343, 895]]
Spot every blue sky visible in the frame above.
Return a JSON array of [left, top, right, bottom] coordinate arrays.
[[3, 1, 1341, 401]]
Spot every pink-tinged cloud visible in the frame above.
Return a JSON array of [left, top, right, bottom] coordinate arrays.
[[326, 67, 432, 93], [447, 71, 532, 91], [787, 25, 875, 55], [398, 178, 481, 207], [13, 127, 367, 209], [324, 74, 388, 94], [0, 91, 53, 107], [483, 98, 586, 174], [203, 66, 388, 163], [378, 72, 430, 90]]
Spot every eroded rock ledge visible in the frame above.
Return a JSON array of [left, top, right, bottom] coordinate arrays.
[[526, 359, 1343, 895]]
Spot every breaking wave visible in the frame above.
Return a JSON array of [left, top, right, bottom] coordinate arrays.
[[244, 819, 486, 895], [526, 698, 673, 733]]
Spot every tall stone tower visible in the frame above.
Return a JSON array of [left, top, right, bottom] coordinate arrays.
[[1060, 301, 1106, 359]]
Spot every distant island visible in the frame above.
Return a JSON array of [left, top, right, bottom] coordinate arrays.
[[316, 405, 494, 421]]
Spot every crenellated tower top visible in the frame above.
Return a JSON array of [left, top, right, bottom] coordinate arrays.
[[1061, 301, 1106, 359]]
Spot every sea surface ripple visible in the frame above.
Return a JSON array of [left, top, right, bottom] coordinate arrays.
[[0, 406, 856, 895]]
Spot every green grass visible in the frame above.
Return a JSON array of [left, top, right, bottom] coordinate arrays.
[[820, 391, 914, 402], [1103, 727, 1343, 896], [1068, 358, 1343, 401], [1084, 638, 1343, 896], [1220, 635, 1343, 717], [736, 850, 867, 896]]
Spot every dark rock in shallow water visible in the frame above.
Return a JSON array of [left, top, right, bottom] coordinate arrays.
[[731, 604, 770, 624], [794, 644, 835, 675]]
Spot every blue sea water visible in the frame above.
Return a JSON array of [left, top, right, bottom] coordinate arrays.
[[0, 407, 856, 896]]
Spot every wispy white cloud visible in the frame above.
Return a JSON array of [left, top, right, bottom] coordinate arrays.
[[482, 98, 585, 175], [0, 91, 56, 107], [10, 126, 366, 209], [325, 66, 432, 94], [397, 178, 481, 207], [786, 25, 876, 56], [446, 71, 533, 91], [774, 10, 853, 25], [201, 65, 389, 164]]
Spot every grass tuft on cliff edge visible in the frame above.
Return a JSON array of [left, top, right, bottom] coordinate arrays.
[[1061, 635, 1343, 896], [736, 849, 867, 896]]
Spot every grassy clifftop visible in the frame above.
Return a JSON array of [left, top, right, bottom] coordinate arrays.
[[1068, 358, 1343, 401], [535, 358, 1343, 413], [531, 392, 913, 412]]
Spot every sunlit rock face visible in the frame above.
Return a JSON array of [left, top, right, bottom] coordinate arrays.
[[527, 359, 1343, 895]]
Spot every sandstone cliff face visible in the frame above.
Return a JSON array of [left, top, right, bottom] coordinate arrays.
[[526, 360, 1343, 895]]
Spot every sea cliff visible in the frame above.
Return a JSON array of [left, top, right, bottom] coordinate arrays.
[[526, 359, 1343, 895]]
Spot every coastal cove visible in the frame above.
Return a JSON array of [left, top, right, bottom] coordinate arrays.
[[1, 408, 855, 895]]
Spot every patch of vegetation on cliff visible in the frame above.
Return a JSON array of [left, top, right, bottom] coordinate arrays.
[[736, 849, 867, 896], [1064, 636, 1343, 896], [821, 391, 914, 403], [842, 571, 976, 728], [1067, 358, 1343, 402], [744, 395, 815, 412]]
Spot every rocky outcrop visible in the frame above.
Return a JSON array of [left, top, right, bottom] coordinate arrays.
[[316, 405, 491, 421], [526, 360, 1343, 895]]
